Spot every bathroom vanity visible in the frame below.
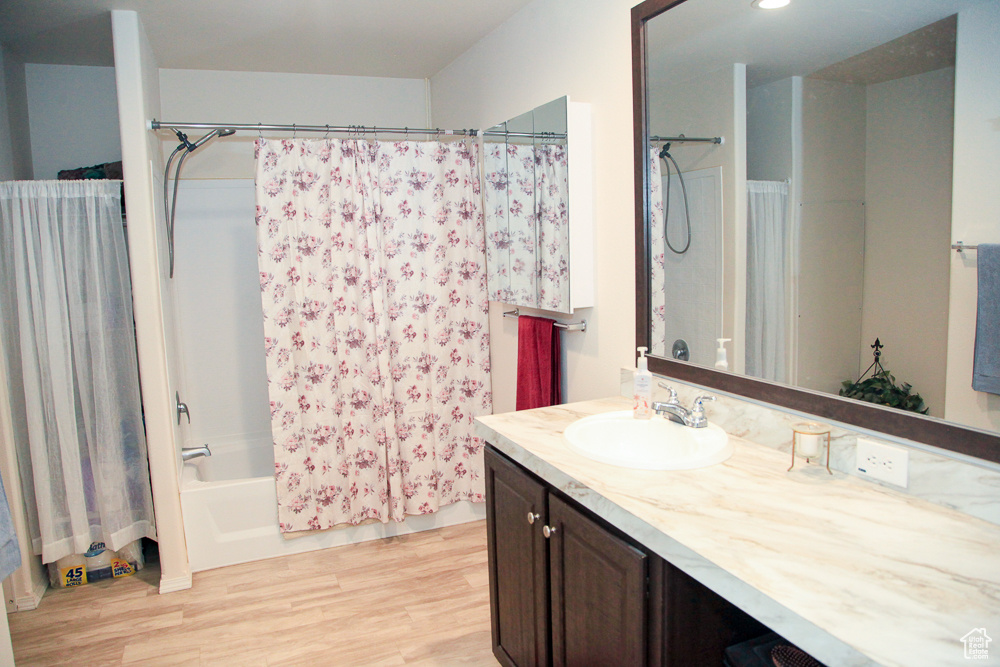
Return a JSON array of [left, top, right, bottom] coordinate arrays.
[[477, 398, 1000, 666], [485, 444, 767, 666]]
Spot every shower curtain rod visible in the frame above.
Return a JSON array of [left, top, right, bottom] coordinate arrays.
[[150, 120, 479, 137], [650, 135, 723, 145]]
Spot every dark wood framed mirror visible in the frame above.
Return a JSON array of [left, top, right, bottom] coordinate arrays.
[[631, 0, 999, 462]]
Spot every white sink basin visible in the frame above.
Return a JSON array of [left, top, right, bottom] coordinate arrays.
[[563, 410, 732, 470]]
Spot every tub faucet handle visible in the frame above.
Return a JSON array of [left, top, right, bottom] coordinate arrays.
[[176, 391, 190, 425]]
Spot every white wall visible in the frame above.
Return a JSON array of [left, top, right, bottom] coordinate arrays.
[[157, 69, 426, 452], [0, 49, 13, 181], [112, 10, 192, 593], [157, 69, 427, 180], [863, 67, 953, 419], [1, 50, 33, 180], [431, 0, 636, 414], [747, 78, 794, 182], [797, 78, 866, 395], [945, 2, 1000, 433], [24, 64, 121, 180]]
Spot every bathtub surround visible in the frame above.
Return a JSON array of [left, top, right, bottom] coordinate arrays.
[[179, 431, 486, 571], [649, 149, 728, 370], [0, 179, 156, 563], [255, 137, 492, 532]]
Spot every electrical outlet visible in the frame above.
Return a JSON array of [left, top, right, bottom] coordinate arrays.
[[856, 438, 908, 488]]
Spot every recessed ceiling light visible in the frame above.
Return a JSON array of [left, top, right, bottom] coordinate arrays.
[[752, 0, 791, 8]]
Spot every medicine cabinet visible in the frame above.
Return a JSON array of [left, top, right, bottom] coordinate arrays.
[[483, 96, 593, 314]]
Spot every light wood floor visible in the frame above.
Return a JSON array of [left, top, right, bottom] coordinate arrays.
[[8, 521, 498, 666]]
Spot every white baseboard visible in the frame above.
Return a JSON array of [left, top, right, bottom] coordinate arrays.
[[14, 577, 45, 612], [158, 572, 193, 594]]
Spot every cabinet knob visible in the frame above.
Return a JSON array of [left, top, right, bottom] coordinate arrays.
[[527, 512, 540, 525], [542, 525, 557, 538]]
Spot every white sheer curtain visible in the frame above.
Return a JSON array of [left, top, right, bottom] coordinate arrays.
[[0, 180, 155, 563], [745, 179, 789, 382]]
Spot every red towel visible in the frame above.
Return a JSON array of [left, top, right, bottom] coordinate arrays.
[[516, 315, 562, 410]]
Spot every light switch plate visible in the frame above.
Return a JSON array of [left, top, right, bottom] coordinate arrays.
[[856, 438, 908, 488]]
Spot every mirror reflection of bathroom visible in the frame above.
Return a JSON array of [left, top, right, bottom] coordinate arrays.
[[648, 12, 957, 418], [649, 138, 724, 367]]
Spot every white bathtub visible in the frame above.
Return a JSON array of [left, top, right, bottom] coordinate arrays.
[[179, 435, 485, 572]]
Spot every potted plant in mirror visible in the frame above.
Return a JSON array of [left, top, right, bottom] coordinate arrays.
[[840, 338, 928, 414]]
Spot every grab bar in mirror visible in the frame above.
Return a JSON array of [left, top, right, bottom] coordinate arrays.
[[649, 134, 723, 145]]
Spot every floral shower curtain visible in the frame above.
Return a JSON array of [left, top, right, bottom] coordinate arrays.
[[483, 141, 569, 309], [483, 139, 513, 302], [534, 143, 570, 311], [255, 138, 492, 532], [649, 147, 667, 355], [484, 141, 537, 305]]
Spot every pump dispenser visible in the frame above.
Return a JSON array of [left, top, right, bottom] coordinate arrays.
[[634, 347, 652, 419], [715, 338, 731, 371]]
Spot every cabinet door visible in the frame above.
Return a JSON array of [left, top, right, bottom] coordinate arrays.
[[548, 494, 648, 667], [485, 447, 550, 667]]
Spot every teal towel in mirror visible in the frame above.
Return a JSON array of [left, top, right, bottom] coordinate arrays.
[[973, 243, 1000, 395]]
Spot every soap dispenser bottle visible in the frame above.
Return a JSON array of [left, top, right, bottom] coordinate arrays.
[[715, 338, 731, 371], [634, 347, 652, 419]]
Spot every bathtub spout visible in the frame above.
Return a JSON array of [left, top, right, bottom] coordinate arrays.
[[181, 445, 212, 462]]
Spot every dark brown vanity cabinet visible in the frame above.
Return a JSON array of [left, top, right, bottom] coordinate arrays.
[[485, 444, 772, 667], [485, 445, 651, 667]]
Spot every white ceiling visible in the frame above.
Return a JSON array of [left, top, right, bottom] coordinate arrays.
[[0, 0, 535, 78], [646, 0, 985, 89]]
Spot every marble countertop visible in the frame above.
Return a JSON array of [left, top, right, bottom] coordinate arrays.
[[475, 397, 1000, 667]]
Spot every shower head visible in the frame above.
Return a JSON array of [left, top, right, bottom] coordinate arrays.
[[658, 143, 672, 159], [189, 129, 220, 150], [188, 128, 236, 151]]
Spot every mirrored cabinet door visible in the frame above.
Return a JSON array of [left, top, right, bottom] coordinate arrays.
[[483, 96, 593, 314]]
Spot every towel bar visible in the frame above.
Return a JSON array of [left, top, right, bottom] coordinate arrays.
[[503, 308, 587, 332], [952, 242, 979, 252]]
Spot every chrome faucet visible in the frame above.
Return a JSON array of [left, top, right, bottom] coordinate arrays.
[[181, 445, 211, 462], [652, 384, 716, 428]]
